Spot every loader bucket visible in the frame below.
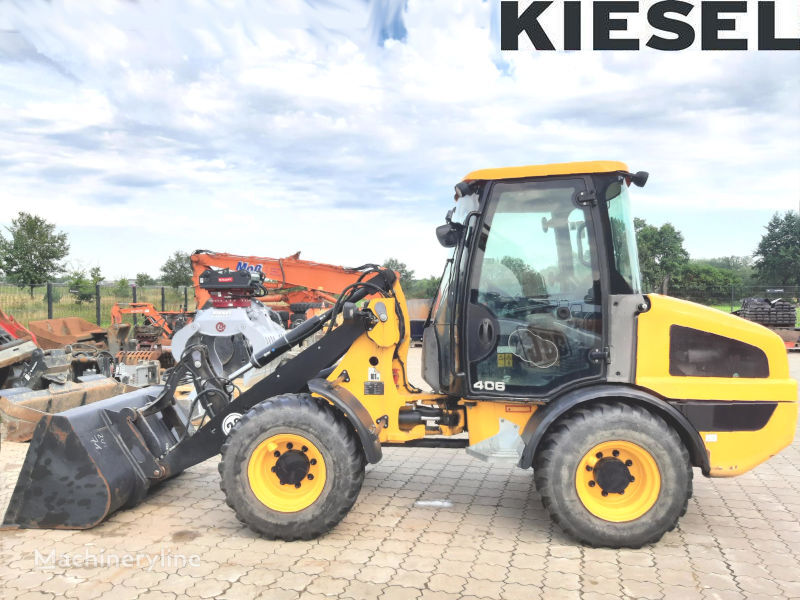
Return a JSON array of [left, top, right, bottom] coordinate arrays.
[[0, 378, 136, 442], [27, 317, 108, 350], [2, 385, 183, 530]]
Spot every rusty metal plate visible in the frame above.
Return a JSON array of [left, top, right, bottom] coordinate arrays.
[[0, 378, 135, 442]]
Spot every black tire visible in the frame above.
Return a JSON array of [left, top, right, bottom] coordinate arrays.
[[219, 393, 365, 540], [533, 402, 692, 548]]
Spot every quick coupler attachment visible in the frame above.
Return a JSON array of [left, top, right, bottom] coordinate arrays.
[[2, 386, 185, 530]]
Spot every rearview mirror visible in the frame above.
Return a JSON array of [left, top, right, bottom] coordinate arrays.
[[436, 222, 462, 248]]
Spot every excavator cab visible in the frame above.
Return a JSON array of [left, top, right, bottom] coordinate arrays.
[[423, 162, 641, 399]]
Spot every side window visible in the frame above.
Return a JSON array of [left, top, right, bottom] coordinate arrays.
[[669, 326, 769, 378], [604, 179, 642, 294], [467, 179, 604, 396]]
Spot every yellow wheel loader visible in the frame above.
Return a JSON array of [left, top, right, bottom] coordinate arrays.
[[3, 161, 797, 548]]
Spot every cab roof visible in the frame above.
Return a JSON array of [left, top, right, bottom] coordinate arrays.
[[463, 160, 629, 182]]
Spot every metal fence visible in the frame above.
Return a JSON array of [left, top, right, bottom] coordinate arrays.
[[666, 284, 800, 314], [1, 281, 797, 328], [0, 282, 192, 328]]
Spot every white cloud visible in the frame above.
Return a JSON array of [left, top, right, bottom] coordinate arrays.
[[0, 0, 798, 280]]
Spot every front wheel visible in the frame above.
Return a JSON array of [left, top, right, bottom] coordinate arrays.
[[533, 402, 692, 548], [219, 394, 365, 540]]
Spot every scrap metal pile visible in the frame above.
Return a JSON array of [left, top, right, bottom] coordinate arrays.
[[0, 312, 131, 442]]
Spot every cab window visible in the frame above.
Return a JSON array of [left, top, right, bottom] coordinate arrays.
[[467, 178, 604, 396]]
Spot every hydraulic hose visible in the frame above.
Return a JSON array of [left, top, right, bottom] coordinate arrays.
[[226, 269, 396, 380]]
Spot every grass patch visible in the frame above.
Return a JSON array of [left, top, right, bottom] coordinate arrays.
[[0, 283, 191, 328]]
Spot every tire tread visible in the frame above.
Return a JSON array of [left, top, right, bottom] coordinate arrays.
[[533, 401, 693, 548], [219, 394, 364, 540]]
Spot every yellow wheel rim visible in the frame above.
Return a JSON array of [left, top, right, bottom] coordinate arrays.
[[247, 433, 327, 513], [575, 440, 660, 523]]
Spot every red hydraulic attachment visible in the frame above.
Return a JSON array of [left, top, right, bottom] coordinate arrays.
[[0, 307, 37, 344], [197, 268, 268, 309]]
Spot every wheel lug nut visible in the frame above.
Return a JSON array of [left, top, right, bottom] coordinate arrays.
[[612, 450, 619, 457], [273, 451, 280, 458], [310, 459, 317, 465], [619, 490, 625, 495], [294, 483, 301, 489], [595, 452, 603, 459], [588, 481, 596, 487], [271, 466, 276, 472], [601, 491, 608, 497], [629, 476, 635, 482], [585, 465, 593, 472], [287, 442, 293, 450], [307, 474, 314, 480], [302, 446, 308, 453], [625, 460, 633, 466]]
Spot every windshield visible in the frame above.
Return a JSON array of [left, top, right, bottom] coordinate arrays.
[[605, 180, 642, 294]]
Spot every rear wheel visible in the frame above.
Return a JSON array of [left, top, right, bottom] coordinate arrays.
[[219, 394, 365, 540], [533, 402, 692, 548]]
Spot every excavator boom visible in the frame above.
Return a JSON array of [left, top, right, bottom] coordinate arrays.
[[191, 251, 364, 309]]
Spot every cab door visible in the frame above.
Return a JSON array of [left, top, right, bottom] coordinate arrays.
[[464, 177, 605, 398]]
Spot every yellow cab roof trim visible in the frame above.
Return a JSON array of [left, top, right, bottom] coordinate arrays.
[[463, 160, 629, 182]]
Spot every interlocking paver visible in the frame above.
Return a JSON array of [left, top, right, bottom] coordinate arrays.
[[219, 581, 260, 600], [581, 577, 622, 596], [340, 580, 382, 600], [621, 579, 663, 599], [1, 351, 799, 599], [305, 576, 349, 596], [660, 584, 704, 600], [461, 578, 505, 599], [355, 566, 395, 585]]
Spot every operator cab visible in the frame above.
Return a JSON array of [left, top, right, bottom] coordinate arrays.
[[423, 161, 647, 400]]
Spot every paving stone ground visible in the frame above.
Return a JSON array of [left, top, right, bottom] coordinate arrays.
[[1, 351, 798, 600]]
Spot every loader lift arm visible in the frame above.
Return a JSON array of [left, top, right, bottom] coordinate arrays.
[[2, 268, 396, 530]]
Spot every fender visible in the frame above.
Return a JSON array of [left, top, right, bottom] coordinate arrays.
[[307, 378, 383, 464], [517, 384, 710, 476]]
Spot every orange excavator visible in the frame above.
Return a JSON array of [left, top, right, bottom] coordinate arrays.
[[109, 303, 194, 367], [191, 251, 364, 327]]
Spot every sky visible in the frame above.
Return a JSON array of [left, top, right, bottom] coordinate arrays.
[[0, 0, 798, 280]]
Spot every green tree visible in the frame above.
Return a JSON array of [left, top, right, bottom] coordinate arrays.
[[405, 276, 440, 299], [67, 269, 96, 303], [160, 251, 193, 288], [382, 258, 414, 282], [114, 277, 131, 298], [753, 211, 799, 286], [0, 212, 69, 295], [634, 218, 689, 294], [89, 266, 103, 285], [695, 256, 754, 286], [135, 272, 157, 286], [671, 261, 741, 304]]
